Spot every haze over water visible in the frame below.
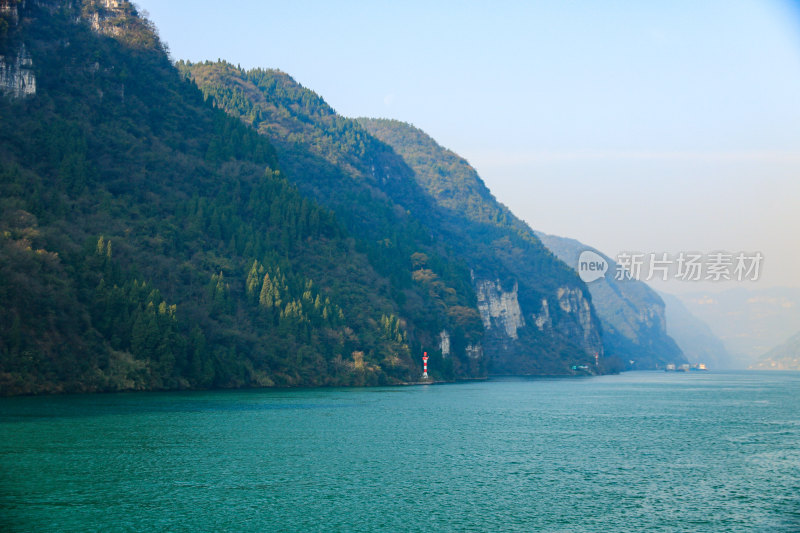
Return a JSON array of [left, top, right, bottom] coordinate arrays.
[[2, 371, 799, 531]]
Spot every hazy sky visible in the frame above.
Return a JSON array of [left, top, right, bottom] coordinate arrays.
[[136, 0, 800, 292]]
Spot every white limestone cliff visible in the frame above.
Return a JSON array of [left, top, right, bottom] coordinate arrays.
[[475, 279, 525, 340], [439, 330, 450, 358], [0, 43, 35, 98], [557, 286, 598, 349], [465, 343, 483, 360], [88, 0, 123, 36], [0, 1, 36, 99], [474, 276, 602, 359], [533, 298, 551, 330]]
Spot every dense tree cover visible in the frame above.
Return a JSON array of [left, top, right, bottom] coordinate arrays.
[[0, 1, 423, 394], [357, 119, 581, 291], [354, 119, 613, 371], [0, 1, 613, 395], [359, 119, 520, 229], [185, 64, 606, 375], [185, 61, 491, 379]]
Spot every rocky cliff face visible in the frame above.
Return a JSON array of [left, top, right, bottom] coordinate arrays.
[[532, 298, 551, 330], [86, 0, 124, 35], [439, 330, 450, 357], [0, 42, 35, 98], [473, 274, 603, 373], [475, 279, 525, 340], [0, 0, 137, 101], [1, 1, 36, 99], [536, 231, 686, 369], [556, 286, 598, 352], [356, 118, 607, 375]]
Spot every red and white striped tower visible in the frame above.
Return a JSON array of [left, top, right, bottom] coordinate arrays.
[[422, 352, 429, 379]]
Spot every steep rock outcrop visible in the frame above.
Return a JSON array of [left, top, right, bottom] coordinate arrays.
[[556, 286, 596, 351], [86, 0, 123, 35], [357, 118, 606, 374], [475, 279, 525, 339], [536, 231, 686, 369], [1, 0, 156, 101], [0, 42, 35, 98], [1, 1, 36, 98], [439, 330, 450, 357]]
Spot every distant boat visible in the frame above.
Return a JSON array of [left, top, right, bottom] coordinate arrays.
[[665, 362, 708, 372]]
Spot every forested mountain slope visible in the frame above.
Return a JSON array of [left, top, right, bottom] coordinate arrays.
[[0, 0, 419, 394], [0, 0, 621, 396], [187, 66, 608, 374]]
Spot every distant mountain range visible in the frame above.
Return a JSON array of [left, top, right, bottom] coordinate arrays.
[[751, 330, 800, 370], [674, 287, 800, 367], [658, 292, 734, 369]]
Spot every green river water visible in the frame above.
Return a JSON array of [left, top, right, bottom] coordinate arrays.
[[1, 371, 798, 531]]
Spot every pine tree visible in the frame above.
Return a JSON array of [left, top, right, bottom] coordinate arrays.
[[245, 260, 262, 300], [259, 272, 273, 308]]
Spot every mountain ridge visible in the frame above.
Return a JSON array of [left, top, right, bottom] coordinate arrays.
[[751, 330, 800, 370], [184, 64, 610, 375], [675, 287, 800, 366], [0, 0, 647, 395], [659, 291, 733, 369], [0, 0, 428, 394], [355, 118, 608, 371], [532, 231, 686, 369]]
